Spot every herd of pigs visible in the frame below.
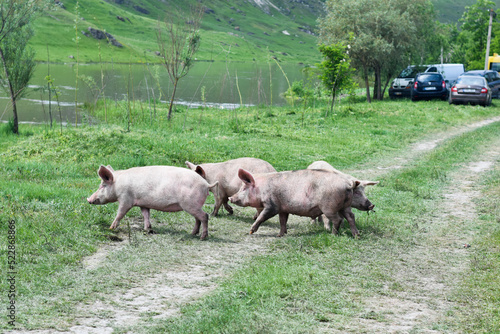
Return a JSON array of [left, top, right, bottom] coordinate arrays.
[[86, 158, 379, 240]]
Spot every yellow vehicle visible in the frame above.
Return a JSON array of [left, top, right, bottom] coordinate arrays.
[[488, 53, 500, 72]]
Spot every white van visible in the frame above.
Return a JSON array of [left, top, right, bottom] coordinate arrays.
[[424, 64, 465, 88]]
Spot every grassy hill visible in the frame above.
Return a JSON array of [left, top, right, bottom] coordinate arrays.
[[433, 0, 500, 24], [32, 0, 324, 64], [30, 0, 500, 65]]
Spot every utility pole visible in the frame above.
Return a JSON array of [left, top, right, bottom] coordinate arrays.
[[484, 9, 496, 70]]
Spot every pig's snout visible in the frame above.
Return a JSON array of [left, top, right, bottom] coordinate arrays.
[[87, 197, 100, 205], [229, 195, 240, 205], [368, 204, 375, 211]]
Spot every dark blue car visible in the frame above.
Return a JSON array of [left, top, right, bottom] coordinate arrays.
[[411, 72, 448, 101], [459, 70, 500, 98]]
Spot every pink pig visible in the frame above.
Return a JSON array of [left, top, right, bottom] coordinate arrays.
[[87, 165, 217, 240], [307, 160, 378, 232], [229, 168, 361, 237], [185, 157, 276, 217]]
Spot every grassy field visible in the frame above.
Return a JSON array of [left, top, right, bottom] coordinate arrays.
[[1, 98, 500, 332]]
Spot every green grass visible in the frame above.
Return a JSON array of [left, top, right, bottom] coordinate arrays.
[[453, 165, 500, 331], [31, 0, 322, 64], [151, 119, 500, 334], [0, 98, 499, 331], [29, 0, 497, 65]]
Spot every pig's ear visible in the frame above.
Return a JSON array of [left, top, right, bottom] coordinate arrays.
[[185, 161, 196, 170], [98, 165, 114, 183], [353, 180, 361, 189], [195, 166, 206, 179], [106, 165, 115, 172], [238, 168, 255, 186], [362, 180, 379, 187]]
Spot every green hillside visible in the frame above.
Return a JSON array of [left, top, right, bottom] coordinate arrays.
[[433, 0, 500, 23], [30, 0, 500, 65], [32, 0, 324, 64]]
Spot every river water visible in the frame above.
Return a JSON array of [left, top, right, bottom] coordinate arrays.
[[0, 61, 307, 124]]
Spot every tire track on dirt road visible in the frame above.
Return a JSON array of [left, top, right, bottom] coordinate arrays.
[[342, 119, 500, 333], [349, 116, 500, 180]]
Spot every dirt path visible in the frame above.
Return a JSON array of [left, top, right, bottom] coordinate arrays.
[[350, 116, 500, 180], [10, 117, 500, 334], [351, 136, 500, 333]]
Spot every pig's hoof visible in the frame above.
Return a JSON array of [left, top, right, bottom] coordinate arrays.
[[200, 234, 208, 240], [249, 230, 254, 235], [144, 229, 156, 235]]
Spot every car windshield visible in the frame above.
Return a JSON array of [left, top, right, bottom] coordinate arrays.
[[418, 74, 442, 82], [456, 77, 485, 86], [398, 66, 427, 78], [462, 72, 484, 77]]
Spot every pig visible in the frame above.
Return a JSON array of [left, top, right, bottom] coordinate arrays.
[[185, 157, 276, 217], [307, 160, 378, 233], [87, 165, 217, 240], [229, 168, 361, 237]]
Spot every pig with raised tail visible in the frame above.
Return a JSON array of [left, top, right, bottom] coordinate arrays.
[[307, 160, 378, 233], [229, 168, 361, 237], [185, 157, 276, 217], [87, 165, 217, 240]]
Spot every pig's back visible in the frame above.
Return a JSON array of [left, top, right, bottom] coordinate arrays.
[[258, 169, 352, 213], [116, 166, 209, 201], [205, 158, 276, 195]]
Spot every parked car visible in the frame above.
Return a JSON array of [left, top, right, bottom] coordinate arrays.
[[449, 75, 492, 106], [410, 72, 448, 101], [389, 65, 428, 98], [424, 63, 465, 88], [459, 70, 500, 98]]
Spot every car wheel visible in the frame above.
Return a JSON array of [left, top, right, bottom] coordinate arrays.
[[411, 96, 418, 102]]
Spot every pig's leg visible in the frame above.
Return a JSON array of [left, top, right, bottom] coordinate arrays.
[[253, 208, 263, 220], [331, 214, 343, 234], [278, 212, 289, 237], [250, 206, 278, 234], [109, 203, 133, 229], [222, 198, 234, 215], [211, 194, 223, 217], [189, 209, 209, 240], [339, 208, 359, 237], [140, 207, 154, 233], [323, 212, 342, 234], [318, 214, 332, 231]]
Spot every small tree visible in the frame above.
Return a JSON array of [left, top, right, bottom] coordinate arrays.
[[157, 6, 203, 120], [0, 0, 42, 134], [317, 43, 356, 115]]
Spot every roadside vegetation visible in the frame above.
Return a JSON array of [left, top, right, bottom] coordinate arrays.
[[1, 98, 499, 332]]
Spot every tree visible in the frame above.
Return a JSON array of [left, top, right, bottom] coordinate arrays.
[[0, 0, 43, 134], [317, 43, 355, 115], [157, 6, 203, 120], [318, 0, 436, 101], [459, 0, 496, 69]]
